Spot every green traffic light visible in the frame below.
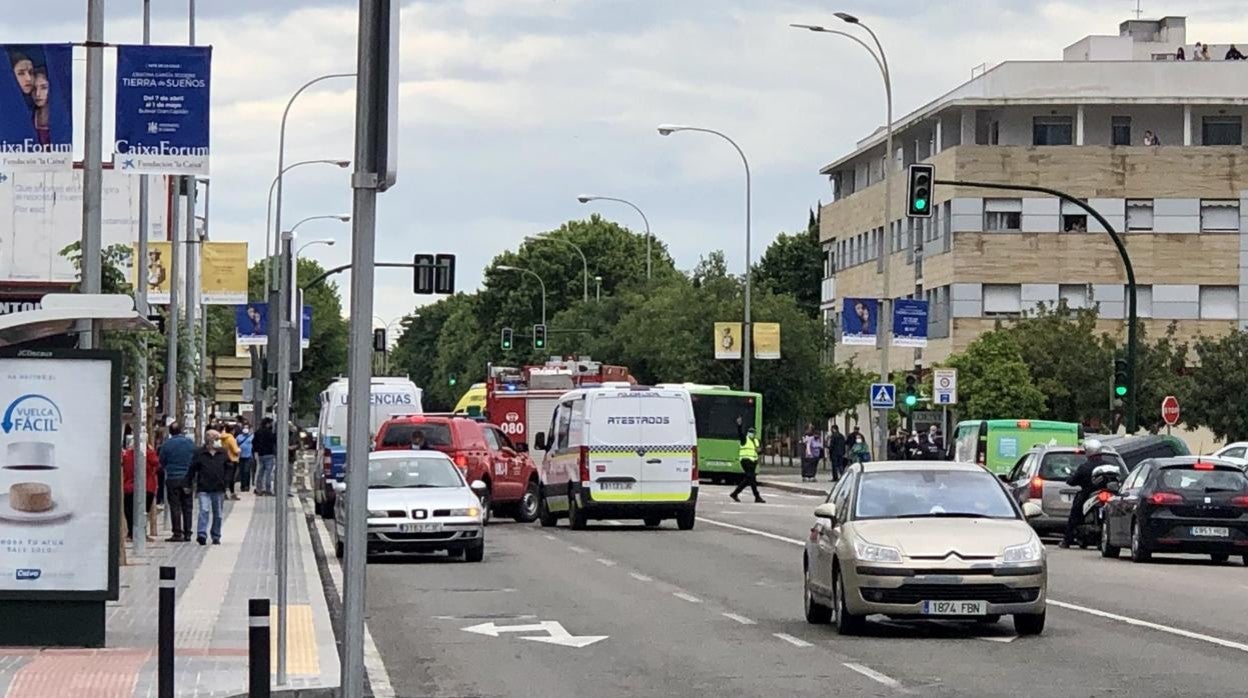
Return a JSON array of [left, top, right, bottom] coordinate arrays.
[[914, 198, 927, 211], [1114, 385, 1127, 397], [904, 395, 917, 407]]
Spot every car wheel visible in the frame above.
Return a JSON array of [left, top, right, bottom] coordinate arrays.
[[538, 490, 558, 528], [1130, 518, 1151, 563], [463, 540, 485, 563], [832, 563, 864, 635], [1100, 517, 1120, 558], [643, 517, 661, 528], [803, 560, 832, 625], [568, 491, 588, 530], [1211, 553, 1229, 564], [676, 509, 695, 531], [479, 485, 493, 526], [515, 480, 540, 523], [1014, 610, 1046, 636]]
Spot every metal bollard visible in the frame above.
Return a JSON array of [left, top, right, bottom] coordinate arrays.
[[248, 598, 271, 698], [158, 566, 176, 698]]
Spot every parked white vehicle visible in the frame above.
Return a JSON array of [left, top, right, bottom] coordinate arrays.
[[1210, 442, 1248, 468]]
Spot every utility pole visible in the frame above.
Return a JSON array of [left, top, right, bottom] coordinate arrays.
[[133, 0, 153, 557], [184, 0, 199, 438], [80, 0, 104, 349], [166, 185, 182, 427], [274, 229, 293, 685]]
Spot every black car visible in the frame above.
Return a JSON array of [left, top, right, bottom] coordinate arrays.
[[1101, 456, 1248, 565]]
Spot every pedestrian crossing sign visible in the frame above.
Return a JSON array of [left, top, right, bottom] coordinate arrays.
[[870, 383, 896, 409]]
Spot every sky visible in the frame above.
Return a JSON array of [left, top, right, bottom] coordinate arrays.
[[15, 0, 1248, 326]]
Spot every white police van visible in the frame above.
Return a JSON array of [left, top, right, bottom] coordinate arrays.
[[535, 383, 698, 530]]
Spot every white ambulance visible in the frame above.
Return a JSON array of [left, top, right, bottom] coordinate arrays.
[[534, 383, 698, 530]]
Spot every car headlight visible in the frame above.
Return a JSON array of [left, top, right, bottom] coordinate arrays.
[[853, 537, 903, 563], [367, 510, 389, 518], [1001, 538, 1044, 564], [448, 507, 482, 518]]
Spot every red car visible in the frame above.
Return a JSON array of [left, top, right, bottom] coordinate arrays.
[[374, 414, 539, 523]]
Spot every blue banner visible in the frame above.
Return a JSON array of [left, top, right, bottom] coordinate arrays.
[[114, 45, 211, 175], [236, 303, 313, 347], [301, 305, 313, 349], [841, 297, 879, 346], [0, 44, 73, 171], [892, 299, 929, 348]]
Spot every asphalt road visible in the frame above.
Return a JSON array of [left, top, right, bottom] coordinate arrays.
[[343, 483, 1248, 697]]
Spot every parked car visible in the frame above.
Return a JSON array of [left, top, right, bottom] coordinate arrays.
[[332, 450, 486, 561], [374, 414, 539, 524], [1210, 441, 1248, 468], [1096, 434, 1189, 470], [1003, 444, 1128, 538]]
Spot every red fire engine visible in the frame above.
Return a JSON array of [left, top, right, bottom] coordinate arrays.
[[484, 357, 635, 453]]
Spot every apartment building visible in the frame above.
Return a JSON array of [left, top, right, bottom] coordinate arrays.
[[818, 16, 1248, 369]]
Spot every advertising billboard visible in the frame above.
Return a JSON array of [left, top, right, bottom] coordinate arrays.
[[841, 297, 879, 346], [200, 242, 247, 305], [752, 322, 781, 359], [0, 44, 73, 172], [714, 322, 742, 360], [114, 45, 211, 175]]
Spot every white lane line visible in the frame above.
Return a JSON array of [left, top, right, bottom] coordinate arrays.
[[1048, 599, 1248, 654], [568, 545, 588, 554], [629, 572, 653, 582], [773, 633, 813, 648], [721, 612, 756, 625], [673, 592, 702, 604], [542, 534, 557, 541], [697, 516, 804, 546], [597, 558, 617, 567], [843, 662, 904, 690]]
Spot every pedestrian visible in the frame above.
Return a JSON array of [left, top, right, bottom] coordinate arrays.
[[122, 433, 159, 541], [827, 423, 846, 482], [287, 421, 301, 496], [236, 420, 255, 494], [219, 422, 241, 501], [729, 416, 765, 504], [1201, 43, 1211, 61], [1227, 44, 1245, 60], [254, 417, 278, 496], [188, 428, 230, 545], [924, 425, 945, 459], [888, 430, 909, 460], [850, 431, 871, 464], [1175, 46, 1185, 60], [800, 423, 823, 482], [158, 422, 196, 542]]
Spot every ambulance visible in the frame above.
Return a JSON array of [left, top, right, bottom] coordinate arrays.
[[534, 383, 699, 531]]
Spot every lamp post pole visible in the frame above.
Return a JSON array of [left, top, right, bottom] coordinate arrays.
[[577, 196, 652, 280], [497, 266, 547, 326], [525, 234, 589, 303]]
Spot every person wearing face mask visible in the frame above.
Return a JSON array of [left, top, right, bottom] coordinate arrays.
[[235, 421, 255, 494], [729, 416, 765, 504], [187, 428, 230, 545], [217, 422, 241, 501], [122, 433, 159, 541]]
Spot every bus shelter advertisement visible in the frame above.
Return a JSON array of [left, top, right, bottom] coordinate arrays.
[[114, 45, 211, 175], [0, 355, 115, 594]]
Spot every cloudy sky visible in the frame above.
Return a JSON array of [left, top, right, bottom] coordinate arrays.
[[20, 0, 1248, 324]]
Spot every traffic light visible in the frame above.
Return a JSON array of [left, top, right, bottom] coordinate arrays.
[[448, 373, 458, 387], [372, 328, 387, 353], [533, 323, 547, 350], [413, 253, 457, 294], [1113, 357, 1129, 398], [903, 372, 919, 408], [906, 163, 934, 218], [501, 327, 513, 351]]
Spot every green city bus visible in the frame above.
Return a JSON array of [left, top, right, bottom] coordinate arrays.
[[660, 384, 763, 484], [952, 419, 1084, 475]]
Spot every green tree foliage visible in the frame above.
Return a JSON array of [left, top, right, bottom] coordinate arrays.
[[1131, 323, 1192, 434], [1183, 331, 1248, 441], [752, 208, 822, 317], [1001, 302, 1114, 425], [945, 333, 1047, 421]]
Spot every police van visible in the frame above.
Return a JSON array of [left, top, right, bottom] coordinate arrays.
[[534, 383, 698, 530]]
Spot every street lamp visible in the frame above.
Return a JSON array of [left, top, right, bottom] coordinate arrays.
[[297, 238, 335, 256], [577, 195, 653, 280], [790, 13, 894, 462], [496, 265, 547, 327], [594, 275, 602, 303], [524, 233, 589, 303], [656, 123, 753, 392], [264, 159, 350, 296]]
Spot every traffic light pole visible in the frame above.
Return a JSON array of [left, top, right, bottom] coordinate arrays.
[[935, 179, 1138, 433]]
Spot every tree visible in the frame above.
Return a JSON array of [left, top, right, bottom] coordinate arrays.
[[945, 332, 1046, 421], [1131, 323, 1192, 434], [1183, 331, 1248, 442], [1001, 302, 1114, 426], [753, 212, 822, 318]]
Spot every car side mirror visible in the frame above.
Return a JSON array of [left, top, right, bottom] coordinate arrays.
[[813, 502, 838, 523], [332, 481, 347, 494], [1106, 481, 1121, 494], [470, 480, 487, 493], [1022, 502, 1043, 519], [534, 433, 547, 451], [997, 473, 1010, 483]]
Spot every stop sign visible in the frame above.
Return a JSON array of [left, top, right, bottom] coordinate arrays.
[[1161, 395, 1181, 426]]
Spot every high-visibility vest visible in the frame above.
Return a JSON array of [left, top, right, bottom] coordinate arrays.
[[740, 436, 759, 460]]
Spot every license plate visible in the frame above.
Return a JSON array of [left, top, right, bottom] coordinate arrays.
[[1191, 526, 1229, 537], [922, 600, 988, 616], [599, 481, 633, 491], [400, 522, 442, 533]]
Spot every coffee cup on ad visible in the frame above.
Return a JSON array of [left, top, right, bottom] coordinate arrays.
[[3, 441, 61, 514]]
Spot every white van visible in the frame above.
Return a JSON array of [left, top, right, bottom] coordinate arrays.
[[312, 377, 423, 517], [534, 384, 698, 530]]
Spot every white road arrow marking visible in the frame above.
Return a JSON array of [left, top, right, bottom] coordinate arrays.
[[461, 620, 608, 648]]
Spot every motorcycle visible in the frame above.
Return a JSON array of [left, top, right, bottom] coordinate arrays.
[[1074, 464, 1124, 547]]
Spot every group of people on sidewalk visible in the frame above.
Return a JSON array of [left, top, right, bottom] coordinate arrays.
[[120, 417, 288, 546], [798, 423, 872, 484]]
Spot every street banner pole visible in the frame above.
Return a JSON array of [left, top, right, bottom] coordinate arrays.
[[133, 0, 153, 557], [80, 0, 104, 349], [275, 230, 293, 684]]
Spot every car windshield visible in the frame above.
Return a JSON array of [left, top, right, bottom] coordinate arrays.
[[367, 456, 463, 489], [1157, 468, 1248, 493], [1040, 452, 1125, 480], [380, 423, 454, 449], [855, 469, 1019, 520]]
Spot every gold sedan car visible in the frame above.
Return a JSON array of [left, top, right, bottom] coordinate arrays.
[[803, 460, 1047, 636]]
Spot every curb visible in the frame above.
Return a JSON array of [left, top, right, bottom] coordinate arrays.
[[756, 478, 831, 496]]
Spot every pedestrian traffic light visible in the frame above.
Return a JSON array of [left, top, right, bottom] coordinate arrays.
[[448, 373, 458, 387], [906, 163, 935, 218], [533, 324, 547, 350], [372, 328, 387, 353], [1113, 357, 1129, 398], [501, 327, 513, 351], [904, 372, 919, 408]]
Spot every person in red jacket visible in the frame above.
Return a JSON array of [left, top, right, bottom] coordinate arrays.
[[123, 437, 160, 541]]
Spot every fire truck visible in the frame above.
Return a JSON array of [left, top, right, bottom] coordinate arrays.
[[484, 357, 635, 454]]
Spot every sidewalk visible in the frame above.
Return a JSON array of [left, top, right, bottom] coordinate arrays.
[[756, 464, 834, 496], [0, 491, 339, 697]]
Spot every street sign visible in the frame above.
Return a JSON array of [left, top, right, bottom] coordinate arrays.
[[870, 383, 896, 409], [1162, 395, 1180, 426], [933, 368, 958, 405]]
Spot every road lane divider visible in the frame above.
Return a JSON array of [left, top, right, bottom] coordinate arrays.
[[597, 558, 617, 567], [629, 572, 653, 582], [697, 516, 805, 546], [773, 633, 813, 648], [843, 662, 905, 691], [672, 592, 702, 604], [722, 613, 756, 625]]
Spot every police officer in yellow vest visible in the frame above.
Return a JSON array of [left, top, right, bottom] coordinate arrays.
[[730, 416, 765, 503]]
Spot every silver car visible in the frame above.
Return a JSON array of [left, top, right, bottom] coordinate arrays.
[[1003, 445, 1128, 536], [803, 460, 1048, 636], [333, 450, 487, 561]]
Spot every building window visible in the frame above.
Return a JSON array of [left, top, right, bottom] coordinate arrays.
[[1200, 286, 1238, 319], [984, 198, 1023, 231], [1126, 199, 1154, 231], [1111, 116, 1132, 146], [1033, 116, 1073, 146], [1062, 214, 1088, 232], [983, 284, 1022, 315], [1059, 284, 1089, 309], [1203, 116, 1242, 146], [1128, 285, 1153, 318], [1200, 200, 1240, 232]]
